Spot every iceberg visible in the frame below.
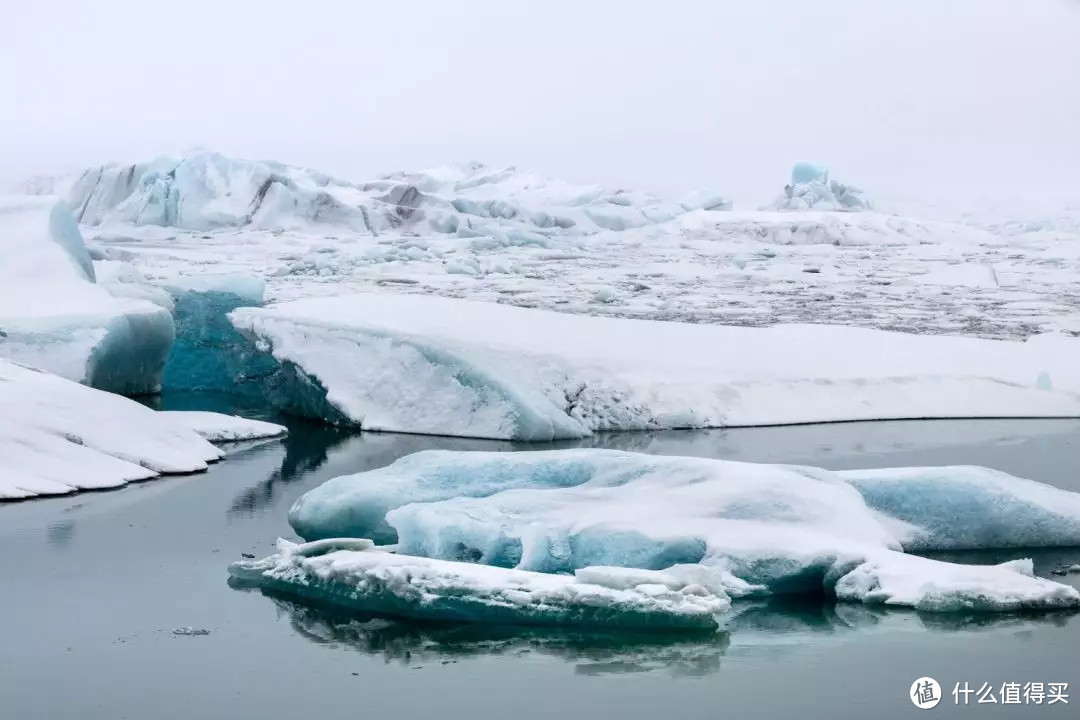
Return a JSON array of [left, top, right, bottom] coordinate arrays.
[[771, 163, 872, 212], [0, 359, 222, 499], [283, 449, 1080, 614], [228, 539, 728, 631], [0, 195, 174, 394], [231, 294, 1080, 440]]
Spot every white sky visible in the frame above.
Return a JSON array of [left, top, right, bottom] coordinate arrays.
[[2, 0, 1078, 205]]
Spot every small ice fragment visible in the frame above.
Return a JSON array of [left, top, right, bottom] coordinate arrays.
[[172, 627, 210, 636]]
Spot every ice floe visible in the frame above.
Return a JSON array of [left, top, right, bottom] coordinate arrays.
[[229, 538, 728, 631], [231, 294, 1080, 440], [281, 449, 1080, 616]]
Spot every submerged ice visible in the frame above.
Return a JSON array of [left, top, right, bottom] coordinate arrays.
[[281, 449, 1080, 616]]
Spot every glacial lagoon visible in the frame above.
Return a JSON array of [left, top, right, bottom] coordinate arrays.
[[2, 396, 1078, 719]]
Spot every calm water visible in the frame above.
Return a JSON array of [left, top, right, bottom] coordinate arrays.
[[2, 398, 1079, 719]]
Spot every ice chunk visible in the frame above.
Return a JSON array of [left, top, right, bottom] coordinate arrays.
[[772, 163, 871, 212], [228, 539, 728, 630], [232, 294, 1080, 440], [288, 449, 1080, 612], [0, 359, 222, 499], [158, 411, 287, 442], [833, 556, 1080, 612], [0, 196, 174, 394], [838, 465, 1080, 551]]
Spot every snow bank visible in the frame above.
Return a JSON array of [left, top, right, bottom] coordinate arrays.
[[158, 411, 287, 442], [0, 196, 174, 394], [228, 538, 728, 630], [286, 449, 1080, 613], [0, 360, 221, 499], [232, 294, 1080, 440]]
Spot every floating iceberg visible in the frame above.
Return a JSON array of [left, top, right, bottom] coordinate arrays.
[[0, 195, 174, 394], [158, 411, 287, 442], [0, 359, 222, 499], [231, 294, 1080, 440], [770, 163, 872, 212], [229, 539, 728, 631], [284, 449, 1080, 614]]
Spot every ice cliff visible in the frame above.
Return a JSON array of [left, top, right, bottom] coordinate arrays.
[[230, 294, 1080, 440]]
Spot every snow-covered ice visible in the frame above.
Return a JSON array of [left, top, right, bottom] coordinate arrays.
[[0, 359, 222, 499], [231, 293, 1080, 440], [0, 195, 174, 394], [158, 411, 287, 442], [285, 449, 1080, 614], [27, 151, 1078, 340], [228, 538, 728, 630]]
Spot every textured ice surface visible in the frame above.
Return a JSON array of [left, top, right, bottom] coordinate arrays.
[[158, 411, 286, 442], [0, 196, 174, 394], [232, 294, 1080, 440], [229, 539, 728, 630], [0, 359, 222, 499], [286, 449, 1080, 613]]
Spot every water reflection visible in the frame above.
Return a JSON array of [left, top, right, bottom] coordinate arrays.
[[244, 589, 1077, 678], [264, 595, 730, 677]]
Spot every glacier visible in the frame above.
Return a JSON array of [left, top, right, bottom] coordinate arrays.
[[0, 195, 174, 394], [279, 449, 1080, 615], [46, 150, 730, 237], [24, 150, 1078, 340], [231, 293, 1080, 440], [0, 359, 223, 499], [228, 538, 729, 631]]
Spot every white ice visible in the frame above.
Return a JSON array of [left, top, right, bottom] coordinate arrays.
[[286, 449, 1080, 613], [0, 359, 222, 499], [27, 150, 1077, 340], [229, 538, 728, 630], [0, 195, 174, 394], [158, 411, 287, 442], [231, 293, 1080, 440]]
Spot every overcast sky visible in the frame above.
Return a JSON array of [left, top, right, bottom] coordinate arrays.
[[3, 0, 1078, 204]]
